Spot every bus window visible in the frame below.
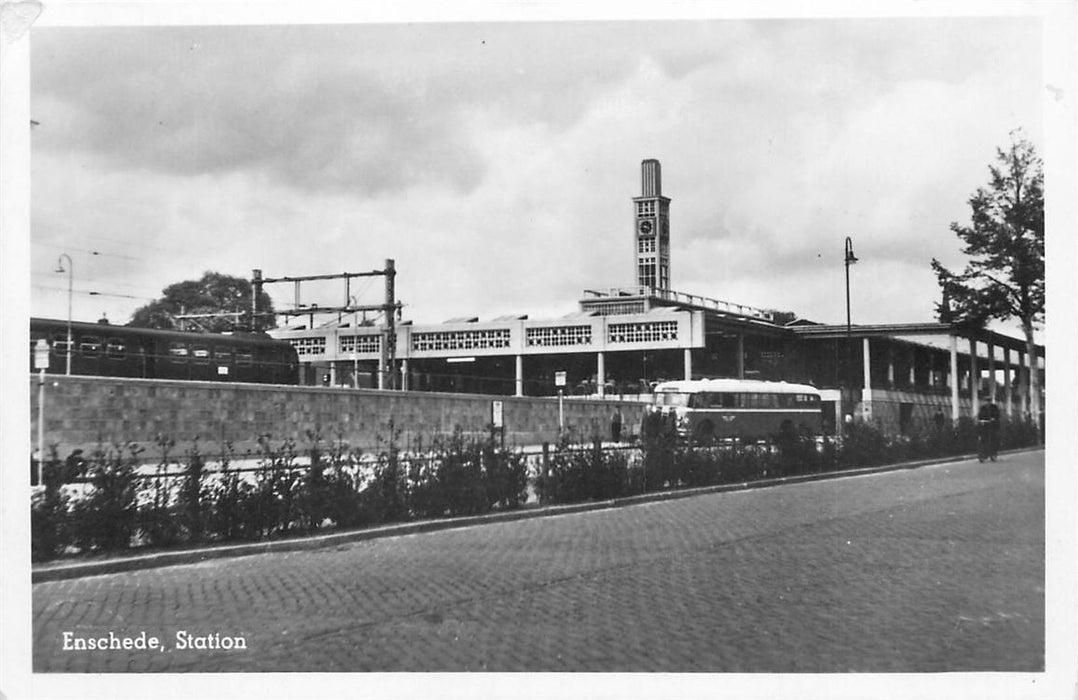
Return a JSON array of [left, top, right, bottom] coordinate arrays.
[[80, 336, 102, 356], [655, 391, 690, 407]]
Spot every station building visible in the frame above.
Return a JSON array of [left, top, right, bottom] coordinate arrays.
[[269, 160, 1045, 436]]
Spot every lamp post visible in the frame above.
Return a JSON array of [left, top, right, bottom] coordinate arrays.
[[55, 253, 73, 375], [350, 296, 360, 389], [843, 237, 858, 416]]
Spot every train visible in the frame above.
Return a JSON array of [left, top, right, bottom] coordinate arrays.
[[30, 317, 299, 385], [647, 378, 824, 442]]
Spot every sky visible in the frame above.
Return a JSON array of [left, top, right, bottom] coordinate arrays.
[[27, 14, 1046, 337]]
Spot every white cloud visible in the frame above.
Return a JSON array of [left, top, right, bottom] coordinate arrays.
[[29, 18, 1044, 337]]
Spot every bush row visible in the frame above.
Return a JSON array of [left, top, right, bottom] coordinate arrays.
[[535, 416, 1040, 505], [31, 416, 1039, 562], [31, 424, 528, 562]]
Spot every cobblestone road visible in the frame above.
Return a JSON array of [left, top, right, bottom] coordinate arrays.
[[32, 452, 1044, 673]]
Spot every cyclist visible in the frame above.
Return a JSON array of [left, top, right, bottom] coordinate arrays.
[[976, 401, 1001, 462]]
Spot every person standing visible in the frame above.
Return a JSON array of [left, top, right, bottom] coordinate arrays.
[[976, 400, 1001, 460]]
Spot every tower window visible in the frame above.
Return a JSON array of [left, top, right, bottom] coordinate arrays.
[[636, 201, 656, 217]]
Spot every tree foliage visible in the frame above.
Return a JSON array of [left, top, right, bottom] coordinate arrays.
[[931, 130, 1044, 429], [127, 271, 276, 332], [931, 130, 1044, 329]]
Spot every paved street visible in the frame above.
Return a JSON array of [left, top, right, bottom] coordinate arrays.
[[32, 451, 1044, 673]]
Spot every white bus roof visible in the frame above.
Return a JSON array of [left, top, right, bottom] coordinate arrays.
[[653, 378, 821, 395]]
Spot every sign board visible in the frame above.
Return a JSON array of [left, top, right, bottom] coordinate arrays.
[[491, 400, 504, 429], [554, 371, 567, 388], [217, 366, 230, 376], [34, 338, 50, 370]]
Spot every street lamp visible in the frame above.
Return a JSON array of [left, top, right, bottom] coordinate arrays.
[[844, 237, 858, 415], [55, 253, 73, 375]]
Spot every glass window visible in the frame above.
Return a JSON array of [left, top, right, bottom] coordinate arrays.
[[80, 336, 102, 356], [52, 335, 71, 356], [213, 347, 233, 362], [105, 339, 126, 359], [655, 391, 691, 407], [169, 343, 189, 362], [192, 346, 210, 364], [236, 351, 254, 366]]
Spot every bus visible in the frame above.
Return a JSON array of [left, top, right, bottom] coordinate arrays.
[[647, 378, 823, 443]]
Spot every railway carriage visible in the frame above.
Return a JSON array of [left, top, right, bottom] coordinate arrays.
[[30, 318, 299, 385], [648, 378, 823, 443]]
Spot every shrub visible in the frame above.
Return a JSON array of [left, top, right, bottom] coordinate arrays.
[[70, 442, 141, 552], [177, 442, 208, 543], [30, 446, 69, 561], [137, 436, 182, 548], [364, 421, 408, 524], [536, 434, 629, 504], [204, 444, 254, 541]]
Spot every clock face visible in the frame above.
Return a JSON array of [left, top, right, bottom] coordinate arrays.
[[638, 220, 653, 235]]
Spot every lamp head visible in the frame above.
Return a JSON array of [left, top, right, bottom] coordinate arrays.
[[844, 238, 858, 265]]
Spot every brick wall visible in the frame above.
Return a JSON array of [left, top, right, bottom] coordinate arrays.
[[30, 375, 647, 460]]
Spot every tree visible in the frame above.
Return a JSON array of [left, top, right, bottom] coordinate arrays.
[[127, 271, 276, 332], [931, 130, 1044, 429]]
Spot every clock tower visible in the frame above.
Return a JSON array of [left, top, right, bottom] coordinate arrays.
[[632, 159, 671, 290]]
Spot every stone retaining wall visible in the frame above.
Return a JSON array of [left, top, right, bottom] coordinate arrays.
[[30, 375, 647, 460]]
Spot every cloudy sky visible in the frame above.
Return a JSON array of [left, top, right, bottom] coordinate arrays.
[[28, 13, 1045, 335]]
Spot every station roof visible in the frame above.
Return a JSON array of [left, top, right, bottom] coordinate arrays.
[[787, 322, 1044, 357]]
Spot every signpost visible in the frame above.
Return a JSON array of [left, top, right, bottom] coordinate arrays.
[[34, 338, 49, 486], [555, 371, 567, 433], [491, 400, 505, 449]]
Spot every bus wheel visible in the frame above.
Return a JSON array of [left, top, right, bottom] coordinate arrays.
[[693, 421, 715, 445]]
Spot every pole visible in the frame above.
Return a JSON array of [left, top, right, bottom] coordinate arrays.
[[251, 268, 262, 332], [558, 388, 564, 433], [37, 367, 45, 486], [843, 237, 857, 419], [57, 253, 73, 375]]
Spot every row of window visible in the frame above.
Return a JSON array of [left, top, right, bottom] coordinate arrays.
[[525, 325, 593, 347], [656, 391, 820, 409], [412, 329, 512, 352], [166, 343, 255, 365], [42, 336, 255, 364], [608, 320, 679, 344], [339, 335, 381, 355], [290, 337, 327, 356]]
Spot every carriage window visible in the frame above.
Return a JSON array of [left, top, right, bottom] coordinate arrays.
[[213, 348, 233, 362], [105, 339, 126, 359], [51, 335, 71, 355], [168, 343, 189, 362], [80, 336, 102, 356], [236, 351, 254, 366], [192, 346, 210, 364]]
